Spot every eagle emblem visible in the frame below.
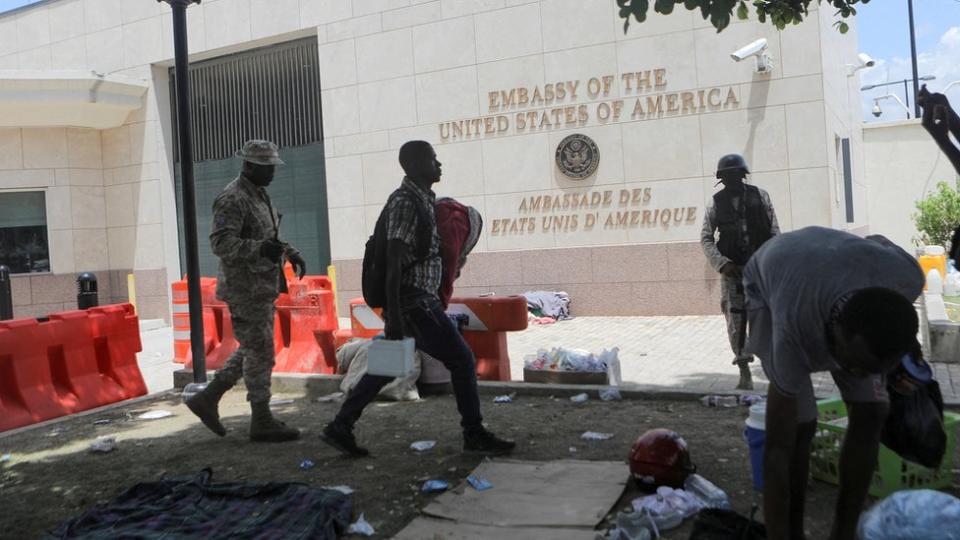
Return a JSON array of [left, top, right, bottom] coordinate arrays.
[[556, 134, 599, 179]]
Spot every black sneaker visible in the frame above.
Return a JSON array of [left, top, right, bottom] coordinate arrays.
[[463, 428, 516, 455], [319, 422, 369, 457]]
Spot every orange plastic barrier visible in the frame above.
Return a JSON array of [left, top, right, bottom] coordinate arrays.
[[87, 304, 147, 399], [345, 296, 528, 381], [349, 298, 384, 339], [273, 277, 338, 374], [448, 296, 528, 381], [176, 273, 340, 374], [0, 304, 145, 432]]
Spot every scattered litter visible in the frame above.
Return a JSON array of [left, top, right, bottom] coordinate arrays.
[[323, 485, 354, 495], [347, 513, 375, 536], [421, 480, 450, 493], [410, 440, 437, 452], [92, 419, 111, 426], [365, 465, 375, 471], [493, 393, 515, 403], [570, 393, 589, 403], [0, 454, 11, 463], [269, 399, 294, 406], [633, 486, 705, 519], [138, 410, 173, 420], [740, 395, 764, 406], [530, 316, 556, 325], [47, 428, 64, 438], [569, 446, 577, 453], [684, 474, 731, 509], [89, 437, 117, 453], [524, 347, 617, 373], [600, 387, 622, 401], [700, 395, 739, 408], [314, 392, 344, 403], [299, 459, 315, 470], [581, 431, 615, 441], [467, 475, 493, 491]]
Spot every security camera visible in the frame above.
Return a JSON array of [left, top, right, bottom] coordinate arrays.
[[846, 52, 876, 76], [872, 104, 882, 118], [730, 38, 772, 73], [730, 38, 768, 62]]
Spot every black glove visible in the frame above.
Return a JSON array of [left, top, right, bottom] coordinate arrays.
[[720, 262, 743, 279], [289, 252, 307, 279], [259, 238, 284, 262]]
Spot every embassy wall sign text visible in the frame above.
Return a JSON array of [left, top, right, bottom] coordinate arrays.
[[438, 69, 740, 142]]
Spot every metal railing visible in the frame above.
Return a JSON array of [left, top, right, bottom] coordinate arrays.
[[171, 37, 323, 163]]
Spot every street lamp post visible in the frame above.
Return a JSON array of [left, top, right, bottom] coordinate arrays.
[[158, 0, 206, 385], [907, 0, 922, 118], [862, 76, 935, 119]]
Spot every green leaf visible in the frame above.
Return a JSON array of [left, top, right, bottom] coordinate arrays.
[[654, 0, 676, 15], [737, 2, 749, 20], [838, 21, 849, 33]]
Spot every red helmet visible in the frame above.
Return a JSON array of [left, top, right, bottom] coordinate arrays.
[[629, 429, 696, 488]]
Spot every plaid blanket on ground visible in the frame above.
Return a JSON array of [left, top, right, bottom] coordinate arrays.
[[46, 469, 352, 539]]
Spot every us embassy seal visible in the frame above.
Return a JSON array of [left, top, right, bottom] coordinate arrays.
[[555, 134, 599, 179]]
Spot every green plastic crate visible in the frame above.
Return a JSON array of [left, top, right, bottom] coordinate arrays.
[[810, 398, 959, 498]]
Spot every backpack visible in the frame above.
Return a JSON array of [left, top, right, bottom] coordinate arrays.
[[361, 190, 433, 309]]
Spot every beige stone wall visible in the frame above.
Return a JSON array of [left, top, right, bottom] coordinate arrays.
[[333, 240, 722, 317], [865, 119, 958, 251], [0, 0, 865, 319], [9, 268, 169, 322]]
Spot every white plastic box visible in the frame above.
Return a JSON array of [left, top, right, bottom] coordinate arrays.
[[366, 337, 416, 378]]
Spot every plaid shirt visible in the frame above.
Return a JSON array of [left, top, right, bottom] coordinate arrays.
[[383, 177, 442, 298]]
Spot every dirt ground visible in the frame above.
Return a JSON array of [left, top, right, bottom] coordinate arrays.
[[1, 390, 957, 539]]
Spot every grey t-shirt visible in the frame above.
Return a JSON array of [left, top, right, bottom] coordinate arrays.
[[743, 226, 923, 396]]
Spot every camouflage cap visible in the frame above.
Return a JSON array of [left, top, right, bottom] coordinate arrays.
[[235, 140, 285, 166]]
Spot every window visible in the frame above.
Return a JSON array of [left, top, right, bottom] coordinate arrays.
[[0, 191, 50, 274]]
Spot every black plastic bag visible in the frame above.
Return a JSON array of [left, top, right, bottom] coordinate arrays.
[[881, 380, 947, 468], [689, 509, 767, 540]]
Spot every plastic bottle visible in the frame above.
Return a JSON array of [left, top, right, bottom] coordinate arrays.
[[927, 268, 944, 295], [684, 474, 732, 509], [945, 261, 960, 297]]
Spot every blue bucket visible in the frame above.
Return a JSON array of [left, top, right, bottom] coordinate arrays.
[[744, 425, 765, 491]]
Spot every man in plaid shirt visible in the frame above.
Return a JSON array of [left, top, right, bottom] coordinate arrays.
[[320, 141, 515, 457]]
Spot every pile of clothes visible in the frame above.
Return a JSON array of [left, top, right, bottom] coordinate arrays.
[[523, 291, 573, 322]]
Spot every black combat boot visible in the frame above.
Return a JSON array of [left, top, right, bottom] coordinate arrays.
[[185, 377, 233, 436], [249, 401, 301, 442]]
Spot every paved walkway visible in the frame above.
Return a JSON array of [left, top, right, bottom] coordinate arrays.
[[138, 316, 960, 403]]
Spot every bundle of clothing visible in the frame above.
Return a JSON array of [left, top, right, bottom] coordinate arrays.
[[523, 290, 573, 321], [48, 469, 352, 539]]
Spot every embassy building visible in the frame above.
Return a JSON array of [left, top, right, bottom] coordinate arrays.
[[0, 0, 945, 321]]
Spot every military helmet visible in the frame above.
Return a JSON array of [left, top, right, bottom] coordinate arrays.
[[716, 154, 749, 178]]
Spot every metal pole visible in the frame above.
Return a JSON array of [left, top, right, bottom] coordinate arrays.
[[903, 79, 911, 119], [0, 265, 12, 321], [907, 0, 921, 118], [160, 0, 206, 383]]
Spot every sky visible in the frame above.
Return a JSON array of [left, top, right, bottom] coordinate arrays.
[[856, 0, 960, 122], [0, 0, 957, 123]]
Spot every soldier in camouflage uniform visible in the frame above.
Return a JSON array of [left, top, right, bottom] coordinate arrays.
[[186, 140, 306, 443], [701, 154, 779, 390]]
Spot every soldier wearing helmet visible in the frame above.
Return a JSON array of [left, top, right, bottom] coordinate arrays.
[[700, 154, 779, 390]]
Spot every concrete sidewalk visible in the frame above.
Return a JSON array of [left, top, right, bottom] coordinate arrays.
[[506, 316, 960, 403], [139, 315, 960, 403]]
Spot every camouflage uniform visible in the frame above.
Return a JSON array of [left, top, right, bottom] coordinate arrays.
[[208, 174, 298, 403], [701, 188, 780, 371]]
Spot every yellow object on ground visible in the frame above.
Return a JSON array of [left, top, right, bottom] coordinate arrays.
[[127, 273, 137, 313]]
